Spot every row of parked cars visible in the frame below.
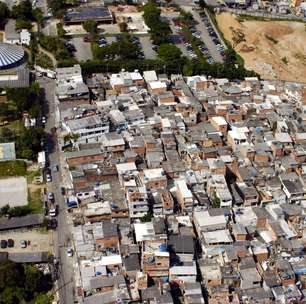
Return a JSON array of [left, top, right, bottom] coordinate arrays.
[[0, 239, 28, 249], [200, 12, 226, 58], [172, 22, 198, 60]]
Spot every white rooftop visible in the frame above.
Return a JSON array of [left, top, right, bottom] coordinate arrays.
[[149, 80, 167, 90], [144, 168, 165, 180], [134, 222, 155, 242], [211, 116, 227, 126], [194, 210, 227, 229], [116, 162, 137, 174], [203, 229, 233, 245]]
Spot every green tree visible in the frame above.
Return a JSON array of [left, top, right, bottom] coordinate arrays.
[[0, 127, 14, 140], [16, 127, 44, 160], [48, 0, 65, 17], [0, 287, 24, 304], [25, 265, 42, 293], [34, 293, 53, 304], [83, 20, 97, 35], [0, 261, 25, 290], [15, 18, 32, 30], [0, 261, 53, 304], [157, 44, 182, 62], [143, 2, 171, 45], [140, 213, 153, 223], [6, 83, 40, 116], [212, 191, 221, 208], [11, 0, 33, 20], [224, 47, 237, 67], [0, 2, 10, 22], [32, 7, 44, 26], [0, 204, 10, 216], [183, 60, 194, 76], [57, 23, 67, 38]]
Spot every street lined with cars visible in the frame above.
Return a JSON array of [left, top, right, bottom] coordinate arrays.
[[38, 77, 75, 304], [191, 9, 226, 62]]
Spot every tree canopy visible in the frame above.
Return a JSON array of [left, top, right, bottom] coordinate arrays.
[[143, 2, 171, 45], [0, 2, 10, 22], [157, 44, 183, 63], [83, 20, 98, 35], [16, 127, 44, 160], [0, 261, 53, 304], [6, 83, 41, 117], [92, 38, 140, 60]]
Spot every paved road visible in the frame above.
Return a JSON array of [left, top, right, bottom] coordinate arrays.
[[38, 77, 75, 304], [189, 9, 224, 62], [139, 36, 157, 60], [70, 37, 93, 62]]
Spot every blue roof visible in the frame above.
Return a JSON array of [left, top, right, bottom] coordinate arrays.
[[0, 43, 24, 69], [65, 6, 112, 22], [0, 142, 16, 161]]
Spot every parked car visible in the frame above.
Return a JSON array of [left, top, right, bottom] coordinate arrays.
[[83, 35, 93, 42], [0, 240, 7, 249], [7, 239, 14, 248], [48, 218, 57, 230], [48, 192, 54, 201], [20, 240, 27, 248], [46, 174, 52, 182], [53, 165, 59, 172], [67, 248, 74, 257]]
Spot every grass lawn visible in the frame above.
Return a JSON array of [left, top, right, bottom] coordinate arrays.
[[26, 169, 42, 183], [28, 188, 43, 214], [0, 120, 23, 134], [0, 160, 27, 177]]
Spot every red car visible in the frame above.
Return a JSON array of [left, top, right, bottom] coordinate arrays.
[[83, 35, 93, 43]]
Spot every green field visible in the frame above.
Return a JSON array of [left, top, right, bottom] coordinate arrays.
[[0, 160, 27, 177]]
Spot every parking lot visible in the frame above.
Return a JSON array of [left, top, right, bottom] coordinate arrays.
[[0, 229, 53, 253], [191, 9, 226, 62], [70, 37, 93, 61], [139, 36, 157, 60], [168, 19, 196, 59]]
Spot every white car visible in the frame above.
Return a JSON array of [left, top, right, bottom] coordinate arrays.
[[67, 248, 74, 257], [46, 174, 52, 182], [47, 192, 54, 201]]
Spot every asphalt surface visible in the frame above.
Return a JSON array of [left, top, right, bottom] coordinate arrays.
[[139, 36, 157, 60], [70, 37, 93, 61], [38, 77, 75, 304], [168, 20, 191, 58], [189, 9, 224, 63]]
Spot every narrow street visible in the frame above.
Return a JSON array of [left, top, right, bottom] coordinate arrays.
[[38, 77, 75, 304]]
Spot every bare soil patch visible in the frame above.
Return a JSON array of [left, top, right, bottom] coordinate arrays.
[[216, 12, 306, 82]]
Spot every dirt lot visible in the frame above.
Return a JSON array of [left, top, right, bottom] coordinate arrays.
[[216, 12, 306, 82], [0, 229, 53, 253]]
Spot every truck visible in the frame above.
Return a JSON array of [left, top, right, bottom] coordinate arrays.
[[34, 65, 56, 79], [38, 151, 46, 168]]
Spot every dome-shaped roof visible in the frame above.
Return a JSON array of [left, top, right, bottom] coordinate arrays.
[[0, 43, 25, 69]]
